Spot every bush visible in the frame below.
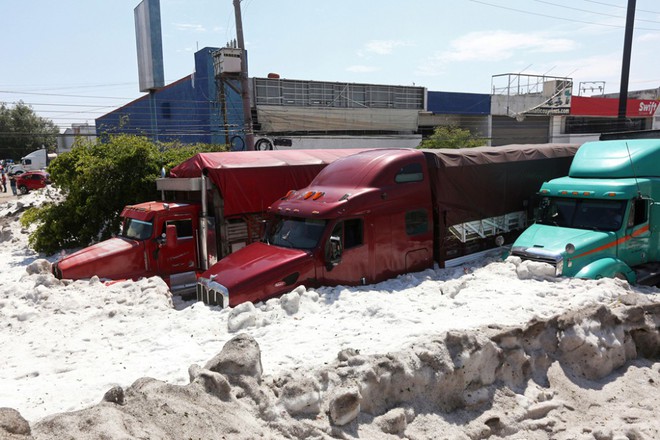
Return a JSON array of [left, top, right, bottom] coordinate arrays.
[[420, 125, 486, 149], [26, 134, 226, 254]]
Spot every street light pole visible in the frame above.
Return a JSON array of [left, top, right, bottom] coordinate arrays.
[[233, 0, 255, 150], [617, 0, 636, 125]]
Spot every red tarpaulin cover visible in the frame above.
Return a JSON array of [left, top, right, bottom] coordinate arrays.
[[170, 150, 367, 217]]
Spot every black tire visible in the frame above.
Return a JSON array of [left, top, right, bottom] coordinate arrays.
[[614, 272, 627, 281], [19, 185, 28, 195], [230, 135, 245, 151], [255, 138, 273, 151]]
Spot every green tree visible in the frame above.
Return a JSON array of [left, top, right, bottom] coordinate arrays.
[[0, 101, 59, 160], [26, 134, 226, 254], [420, 125, 486, 149]]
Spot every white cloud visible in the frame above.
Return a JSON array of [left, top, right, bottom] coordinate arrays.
[[363, 40, 407, 55], [346, 65, 379, 73], [637, 32, 660, 43], [416, 30, 578, 77], [444, 30, 576, 62], [173, 23, 206, 33]]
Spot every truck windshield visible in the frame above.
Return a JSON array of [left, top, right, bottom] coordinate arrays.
[[266, 217, 327, 250], [121, 218, 153, 240], [537, 197, 626, 232]]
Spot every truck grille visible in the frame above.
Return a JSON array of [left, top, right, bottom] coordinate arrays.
[[52, 262, 62, 279], [510, 246, 563, 276], [511, 252, 557, 266], [196, 278, 229, 307]]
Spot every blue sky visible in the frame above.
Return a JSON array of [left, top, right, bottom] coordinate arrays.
[[2, 0, 660, 131]]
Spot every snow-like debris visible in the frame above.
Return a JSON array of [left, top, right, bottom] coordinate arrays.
[[0, 188, 658, 440]]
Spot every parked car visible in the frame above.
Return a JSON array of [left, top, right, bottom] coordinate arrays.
[[15, 170, 50, 194]]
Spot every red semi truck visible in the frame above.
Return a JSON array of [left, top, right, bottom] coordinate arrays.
[[195, 144, 579, 307], [52, 149, 364, 295]]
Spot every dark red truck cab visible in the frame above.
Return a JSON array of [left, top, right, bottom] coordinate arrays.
[[52, 149, 364, 296], [196, 145, 579, 307], [53, 202, 202, 291]]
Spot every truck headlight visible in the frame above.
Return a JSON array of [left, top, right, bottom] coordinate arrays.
[[197, 278, 230, 308]]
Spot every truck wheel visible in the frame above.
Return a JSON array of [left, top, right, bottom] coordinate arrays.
[[256, 138, 273, 151], [19, 185, 28, 194], [230, 135, 245, 151]]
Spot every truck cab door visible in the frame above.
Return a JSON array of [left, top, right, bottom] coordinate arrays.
[[621, 198, 651, 266], [156, 217, 198, 276], [322, 218, 371, 286]]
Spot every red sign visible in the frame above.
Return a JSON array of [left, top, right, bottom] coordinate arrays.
[[571, 96, 660, 117]]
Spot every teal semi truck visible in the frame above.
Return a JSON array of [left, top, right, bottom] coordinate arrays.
[[511, 139, 660, 285]]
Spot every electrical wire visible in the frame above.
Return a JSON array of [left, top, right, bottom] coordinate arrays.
[[582, 0, 660, 15], [534, 0, 660, 24], [468, 0, 660, 31]]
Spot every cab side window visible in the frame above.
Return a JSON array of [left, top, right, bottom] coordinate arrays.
[[628, 199, 648, 228], [330, 219, 363, 250], [344, 219, 363, 249], [395, 162, 424, 183], [163, 218, 193, 239]]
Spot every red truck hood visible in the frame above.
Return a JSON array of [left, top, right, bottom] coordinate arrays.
[[54, 237, 149, 281], [200, 242, 316, 306]]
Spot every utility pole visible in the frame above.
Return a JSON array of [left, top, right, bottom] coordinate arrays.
[[617, 0, 636, 126], [233, 0, 255, 150]]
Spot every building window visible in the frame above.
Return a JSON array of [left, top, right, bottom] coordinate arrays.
[[253, 78, 424, 109]]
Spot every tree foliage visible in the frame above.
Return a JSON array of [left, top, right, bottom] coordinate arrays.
[[27, 134, 226, 254], [0, 101, 59, 160], [419, 125, 486, 149]]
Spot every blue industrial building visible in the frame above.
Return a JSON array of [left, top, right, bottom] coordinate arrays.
[[96, 48, 226, 145], [96, 47, 493, 148]]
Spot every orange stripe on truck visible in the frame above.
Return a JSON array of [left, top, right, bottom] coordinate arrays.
[[574, 224, 650, 259]]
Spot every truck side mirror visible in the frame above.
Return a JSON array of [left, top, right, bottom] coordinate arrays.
[[325, 235, 343, 269], [165, 224, 178, 248]]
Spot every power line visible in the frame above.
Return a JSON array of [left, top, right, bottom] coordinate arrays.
[[534, 0, 660, 24], [468, 0, 660, 31], [0, 90, 134, 101], [582, 0, 660, 15]]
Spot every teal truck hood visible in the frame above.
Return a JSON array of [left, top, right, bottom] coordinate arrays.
[[512, 224, 617, 272]]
